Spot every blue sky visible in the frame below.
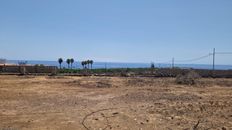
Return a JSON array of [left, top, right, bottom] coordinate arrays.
[[0, 0, 232, 64]]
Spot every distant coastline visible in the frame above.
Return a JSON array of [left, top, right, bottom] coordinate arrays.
[[5, 60, 232, 70]]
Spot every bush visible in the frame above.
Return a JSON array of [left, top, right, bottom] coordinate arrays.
[[176, 70, 201, 85]]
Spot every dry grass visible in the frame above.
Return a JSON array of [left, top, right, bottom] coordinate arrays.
[[0, 75, 231, 130], [175, 70, 201, 85]]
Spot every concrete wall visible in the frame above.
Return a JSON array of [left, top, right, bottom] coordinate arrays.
[[0, 65, 58, 74]]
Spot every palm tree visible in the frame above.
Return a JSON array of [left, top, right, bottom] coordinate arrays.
[[58, 58, 63, 69], [89, 60, 93, 69], [81, 61, 85, 69], [66, 59, 71, 69], [70, 58, 74, 69], [87, 60, 90, 69], [84, 61, 88, 69]]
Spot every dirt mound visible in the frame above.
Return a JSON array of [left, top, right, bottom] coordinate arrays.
[[17, 75, 36, 79], [176, 71, 201, 85], [125, 78, 155, 87], [46, 76, 70, 79], [68, 79, 112, 88], [115, 92, 201, 103]]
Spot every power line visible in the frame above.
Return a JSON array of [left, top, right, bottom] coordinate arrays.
[[154, 49, 231, 70], [175, 53, 212, 63], [215, 52, 232, 55]]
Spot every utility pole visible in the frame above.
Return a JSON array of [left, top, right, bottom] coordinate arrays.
[[105, 62, 107, 73], [213, 48, 215, 71], [172, 57, 175, 69], [212, 48, 216, 77]]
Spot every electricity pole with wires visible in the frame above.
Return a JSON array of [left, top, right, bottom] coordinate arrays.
[[213, 48, 216, 71]]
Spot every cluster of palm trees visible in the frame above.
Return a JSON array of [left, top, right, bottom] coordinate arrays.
[[58, 58, 94, 69], [58, 58, 74, 69], [81, 60, 93, 69]]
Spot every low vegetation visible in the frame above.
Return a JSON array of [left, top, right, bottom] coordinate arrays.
[[175, 70, 201, 85]]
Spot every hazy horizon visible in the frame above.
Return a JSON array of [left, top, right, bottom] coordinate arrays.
[[1, 0, 232, 64], [5, 59, 232, 67]]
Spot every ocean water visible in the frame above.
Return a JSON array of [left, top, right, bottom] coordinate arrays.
[[6, 60, 232, 70]]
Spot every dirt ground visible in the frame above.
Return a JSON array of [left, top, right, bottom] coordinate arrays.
[[0, 75, 231, 130]]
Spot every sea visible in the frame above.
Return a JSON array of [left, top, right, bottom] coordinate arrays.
[[6, 60, 232, 70]]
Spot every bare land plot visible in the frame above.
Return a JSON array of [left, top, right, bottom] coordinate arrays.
[[0, 75, 231, 130]]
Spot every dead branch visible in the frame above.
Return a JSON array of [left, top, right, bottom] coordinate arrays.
[[81, 108, 121, 130], [193, 120, 201, 130]]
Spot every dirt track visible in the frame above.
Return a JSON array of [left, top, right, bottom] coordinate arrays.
[[0, 75, 232, 130]]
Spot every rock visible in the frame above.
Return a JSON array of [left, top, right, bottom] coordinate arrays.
[[222, 127, 227, 130]]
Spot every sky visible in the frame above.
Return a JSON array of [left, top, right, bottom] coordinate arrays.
[[0, 0, 232, 64]]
